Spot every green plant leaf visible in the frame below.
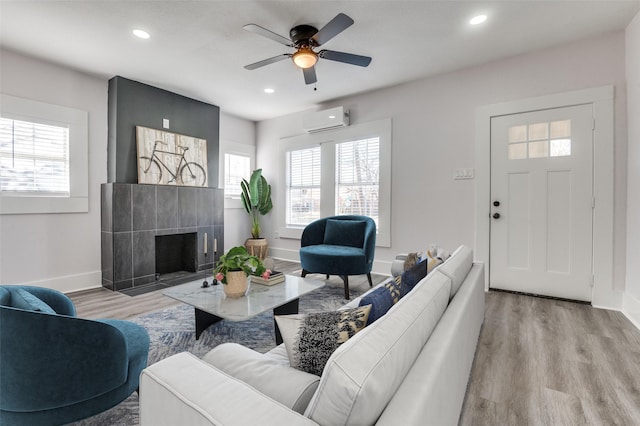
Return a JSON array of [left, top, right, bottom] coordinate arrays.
[[248, 169, 261, 207], [240, 179, 251, 214]]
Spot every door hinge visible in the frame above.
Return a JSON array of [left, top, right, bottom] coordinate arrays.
[[590, 275, 595, 287], [593, 118, 596, 130], [592, 197, 596, 209]]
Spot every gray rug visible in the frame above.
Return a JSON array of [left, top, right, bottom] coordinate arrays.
[[70, 273, 386, 425]]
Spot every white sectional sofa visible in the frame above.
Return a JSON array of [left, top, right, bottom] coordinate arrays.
[[139, 245, 485, 425]]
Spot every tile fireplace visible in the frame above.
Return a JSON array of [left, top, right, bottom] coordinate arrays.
[[101, 183, 224, 291]]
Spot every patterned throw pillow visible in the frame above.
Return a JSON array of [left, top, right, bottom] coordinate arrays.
[[275, 305, 371, 376], [359, 279, 402, 325]]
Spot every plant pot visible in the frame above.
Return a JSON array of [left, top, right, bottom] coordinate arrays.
[[245, 238, 268, 260], [224, 270, 249, 298]]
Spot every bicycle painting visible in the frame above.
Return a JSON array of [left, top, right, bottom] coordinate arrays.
[[136, 126, 208, 187]]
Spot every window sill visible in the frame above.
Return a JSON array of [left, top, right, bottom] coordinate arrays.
[[0, 195, 88, 214]]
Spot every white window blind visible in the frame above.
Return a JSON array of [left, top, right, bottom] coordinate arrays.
[[336, 137, 380, 225], [0, 117, 70, 194], [224, 153, 251, 199], [286, 146, 321, 226]]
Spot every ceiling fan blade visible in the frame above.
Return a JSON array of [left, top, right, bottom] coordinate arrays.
[[243, 24, 293, 47], [303, 66, 317, 85], [311, 13, 354, 46], [244, 54, 291, 70], [319, 50, 372, 67]]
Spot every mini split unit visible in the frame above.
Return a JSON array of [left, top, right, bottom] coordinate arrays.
[[302, 106, 349, 133]]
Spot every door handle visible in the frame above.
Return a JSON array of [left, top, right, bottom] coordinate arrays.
[[493, 213, 500, 219]]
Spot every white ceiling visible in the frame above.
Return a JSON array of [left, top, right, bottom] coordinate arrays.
[[1, 1, 639, 121]]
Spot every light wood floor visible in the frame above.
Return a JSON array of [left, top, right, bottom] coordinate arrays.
[[69, 272, 640, 425], [459, 291, 640, 425]]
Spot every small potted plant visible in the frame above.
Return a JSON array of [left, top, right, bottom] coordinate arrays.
[[214, 246, 270, 298], [240, 169, 273, 259]]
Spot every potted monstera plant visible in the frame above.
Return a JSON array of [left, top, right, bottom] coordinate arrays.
[[214, 246, 269, 298], [241, 169, 273, 259]]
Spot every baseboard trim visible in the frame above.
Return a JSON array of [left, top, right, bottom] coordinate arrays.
[[8, 271, 103, 294], [269, 247, 392, 275], [622, 291, 640, 331]]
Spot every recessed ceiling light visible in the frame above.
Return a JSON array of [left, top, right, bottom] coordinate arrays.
[[264, 88, 275, 94], [328, 115, 336, 119], [469, 15, 487, 25], [133, 29, 150, 39]]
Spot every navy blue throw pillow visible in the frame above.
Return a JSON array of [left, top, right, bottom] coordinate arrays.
[[359, 287, 394, 325], [400, 259, 428, 297], [323, 219, 366, 248], [11, 289, 56, 314]]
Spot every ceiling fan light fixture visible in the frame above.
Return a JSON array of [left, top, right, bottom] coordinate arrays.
[[292, 47, 318, 69]]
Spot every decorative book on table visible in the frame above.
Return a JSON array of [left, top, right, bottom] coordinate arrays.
[[251, 271, 285, 285]]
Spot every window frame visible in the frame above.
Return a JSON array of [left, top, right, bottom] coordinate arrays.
[[278, 118, 391, 247], [0, 94, 88, 214], [218, 140, 255, 209]]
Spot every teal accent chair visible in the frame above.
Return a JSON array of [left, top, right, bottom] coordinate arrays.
[[0, 285, 150, 426], [299, 215, 376, 299]]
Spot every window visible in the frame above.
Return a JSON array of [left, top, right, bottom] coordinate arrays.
[[1, 118, 70, 194], [336, 138, 380, 223], [286, 146, 321, 226], [0, 94, 88, 214], [219, 140, 254, 209], [279, 118, 391, 247], [508, 119, 571, 160], [224, 153, 251, 199]]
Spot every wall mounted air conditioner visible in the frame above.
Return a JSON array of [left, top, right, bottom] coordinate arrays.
[[302, 106, 349, 133]]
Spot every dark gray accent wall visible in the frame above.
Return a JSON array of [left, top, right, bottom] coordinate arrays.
[[107, 76, 220, 187]]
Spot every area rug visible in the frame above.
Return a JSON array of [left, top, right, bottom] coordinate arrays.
[[70, 273, 388, 425]]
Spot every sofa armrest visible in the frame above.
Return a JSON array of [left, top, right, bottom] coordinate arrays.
[[140, 353, 318, 426]]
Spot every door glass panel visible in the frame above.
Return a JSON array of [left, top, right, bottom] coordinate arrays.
[[550, 139, 571, 157], [508, 125, 527, 143], [528, 122, 548, 141], [529, 141, 548, 158], [508, 143, 527, 160], [550, 120, 571, 138]]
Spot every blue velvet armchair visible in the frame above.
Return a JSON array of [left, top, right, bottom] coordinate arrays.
[[299, 215, 376, 299], [0, 285, 150, 425]]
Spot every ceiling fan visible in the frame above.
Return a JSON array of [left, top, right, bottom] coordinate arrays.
[[243, 13, 372, 85]]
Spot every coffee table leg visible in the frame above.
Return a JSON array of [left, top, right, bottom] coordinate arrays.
[[273, 298, 299, 345], [194, 308, 223, 340]]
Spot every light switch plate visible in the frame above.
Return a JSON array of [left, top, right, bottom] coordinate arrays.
[[454, 168, 474, 180], [162, 118, 170, 129]]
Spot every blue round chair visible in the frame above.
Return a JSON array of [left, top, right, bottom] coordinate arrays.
[[0, 285, 150, 425], [299, 215, 376, 299]]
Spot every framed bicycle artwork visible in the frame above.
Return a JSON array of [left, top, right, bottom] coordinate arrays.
[[136, 126, 208, 187]]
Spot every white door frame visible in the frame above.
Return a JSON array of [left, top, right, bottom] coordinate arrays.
[[474, 85, 619, 309]]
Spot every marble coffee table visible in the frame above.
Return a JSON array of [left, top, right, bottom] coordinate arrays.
[[163, 274, 325, 341]]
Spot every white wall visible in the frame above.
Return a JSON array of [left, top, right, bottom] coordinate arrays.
[[219, 111, 255, 249], [257, 31, 628, 288], [624, 12, 640, 326], [0, 49, 107, 292]]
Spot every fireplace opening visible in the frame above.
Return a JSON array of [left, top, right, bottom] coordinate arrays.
[[155, 233, 198, 280]]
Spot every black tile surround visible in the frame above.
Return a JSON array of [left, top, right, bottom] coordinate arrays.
[[101, 183, 224, 291]]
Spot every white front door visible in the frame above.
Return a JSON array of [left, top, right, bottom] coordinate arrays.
[[489, 104, 593, 302]]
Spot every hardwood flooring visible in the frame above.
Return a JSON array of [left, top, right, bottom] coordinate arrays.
[[459, 291, 640, 425], [68, 270, 640, 425]]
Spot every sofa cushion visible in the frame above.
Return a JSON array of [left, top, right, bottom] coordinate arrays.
[[299, 244, 368, 276], [304, 272, 451, 426], [437, 245, 473, 300], [203, 343, 320, 414], [275, 305, 371, 376], [358, 279, 402, 325], [10, 289, 56, 314], [323, 219, 366, 248]]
